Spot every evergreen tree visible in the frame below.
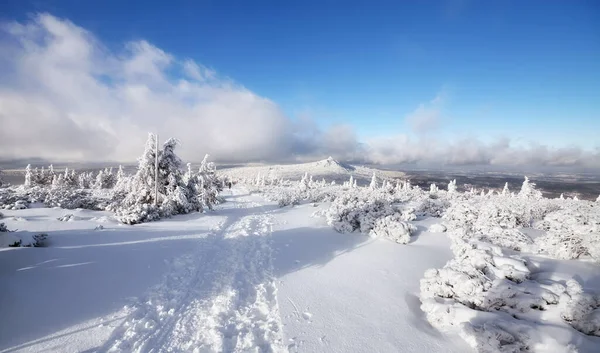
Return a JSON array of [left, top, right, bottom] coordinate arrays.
[[369, 172, 378, 190], [24, 164, 33, 187], [447, 179, 457, 193], [501, 182, 510, 196], [116, 134, 210, 224], [518, 176, 542, 200]]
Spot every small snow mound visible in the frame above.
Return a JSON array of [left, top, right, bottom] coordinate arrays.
[[428, 223, 447, 233], [57, 214, 79, 222]]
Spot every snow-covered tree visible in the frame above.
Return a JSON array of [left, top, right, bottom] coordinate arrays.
[[369, 172, 378, 190], [519, 176, 543, 200], [24, 164, 33, 187], [447, 179, 457, 193], [596, 195, 600, 203], [196, 154, 222, 210], [501, 182, 510, 196], [116, 134, 208, 224], [430, 183, 439, 194]]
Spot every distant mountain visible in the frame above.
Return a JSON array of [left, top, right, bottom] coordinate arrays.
[[221, 157, 404, 185]]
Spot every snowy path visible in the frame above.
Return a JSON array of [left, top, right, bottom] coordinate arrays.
[[101, 190, 285, 353], [1, 188, 471, 353]]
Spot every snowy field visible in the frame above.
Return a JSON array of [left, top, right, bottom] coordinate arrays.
[[1, 150, 600, 352], [1, 188, 468, 353]]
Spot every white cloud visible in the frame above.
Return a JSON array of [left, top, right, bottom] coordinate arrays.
[[0, 14, 598, 170], [404, 92, 444, 133]]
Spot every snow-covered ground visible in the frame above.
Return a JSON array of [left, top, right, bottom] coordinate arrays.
[[2, 169, 600, 353], [1, 187, 469, 353]]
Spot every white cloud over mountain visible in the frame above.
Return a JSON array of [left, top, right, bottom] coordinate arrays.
[[0, 14, 597, 169]]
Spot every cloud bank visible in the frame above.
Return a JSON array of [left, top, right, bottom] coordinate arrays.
[[0, 14, 598, 169]]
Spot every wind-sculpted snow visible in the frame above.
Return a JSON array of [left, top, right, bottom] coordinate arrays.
[[101, 195, 285, 353]]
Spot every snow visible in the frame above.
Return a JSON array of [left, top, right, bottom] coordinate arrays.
[[1, 175, 600, 352], [221, 157, 405, 185]]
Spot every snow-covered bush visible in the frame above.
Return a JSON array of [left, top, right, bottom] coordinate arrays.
[[560, 279, 600, 337], [276, 189, 302, 207], [534, 201, 600, 261], [325, 190, 396, 234], [416, 196, 450, 218], [30, 233, 49, 247], [419, 240, 580, 352], [369, 215, 416, 244]]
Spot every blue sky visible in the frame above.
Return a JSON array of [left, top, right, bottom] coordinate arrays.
[[0, 0, 599, 166]]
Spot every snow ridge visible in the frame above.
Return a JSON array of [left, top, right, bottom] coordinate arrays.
[[101, 193, 285, 353]]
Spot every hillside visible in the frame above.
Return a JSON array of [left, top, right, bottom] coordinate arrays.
[[220, 157, 405, 185]]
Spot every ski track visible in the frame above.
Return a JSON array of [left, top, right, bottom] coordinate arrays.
[[100, 191, 285, 353]]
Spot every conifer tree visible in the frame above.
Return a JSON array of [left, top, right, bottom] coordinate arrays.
[[24, 164, 33, 187], [369, 172, 378, 190]]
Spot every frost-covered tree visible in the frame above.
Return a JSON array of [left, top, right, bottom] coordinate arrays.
[[596, 195, 600, 203], [501, 182, 510, 196], [519, 176, 543, 200], [447, 179, 457, 193], [369, 172, 378, 190], [116, 134, 207, 224], [24, 164, 33, 187], [63, 168, 77, 187], [430, 183, 439, 194], [196, 154, 222, 210]]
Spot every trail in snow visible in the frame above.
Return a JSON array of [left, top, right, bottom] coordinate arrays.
[[100, 190, 285, 353]]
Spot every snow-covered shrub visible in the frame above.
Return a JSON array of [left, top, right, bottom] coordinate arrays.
[[369, 215, 416, 244], [325, 191, 395, 234], [560, 279, 600, 336], [419, 240, 578, 352], [534, 201, 600, 261], [535, 231, 587, 260], [399, 207, 417, 221], [30, 233, 49, 247], [416, 197, 450, 218], [277, 189, 302, 207]]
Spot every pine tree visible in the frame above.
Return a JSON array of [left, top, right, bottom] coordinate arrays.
[[447, 179, 457, 193], [24, 164, 33, 187], [501, 182, 510, 196], [430, 183, 438, 194], [369, 172, 378, 190], [94, 170, 104, 189], [518, 176, 542, 200], [196, 154, 221, 211]]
